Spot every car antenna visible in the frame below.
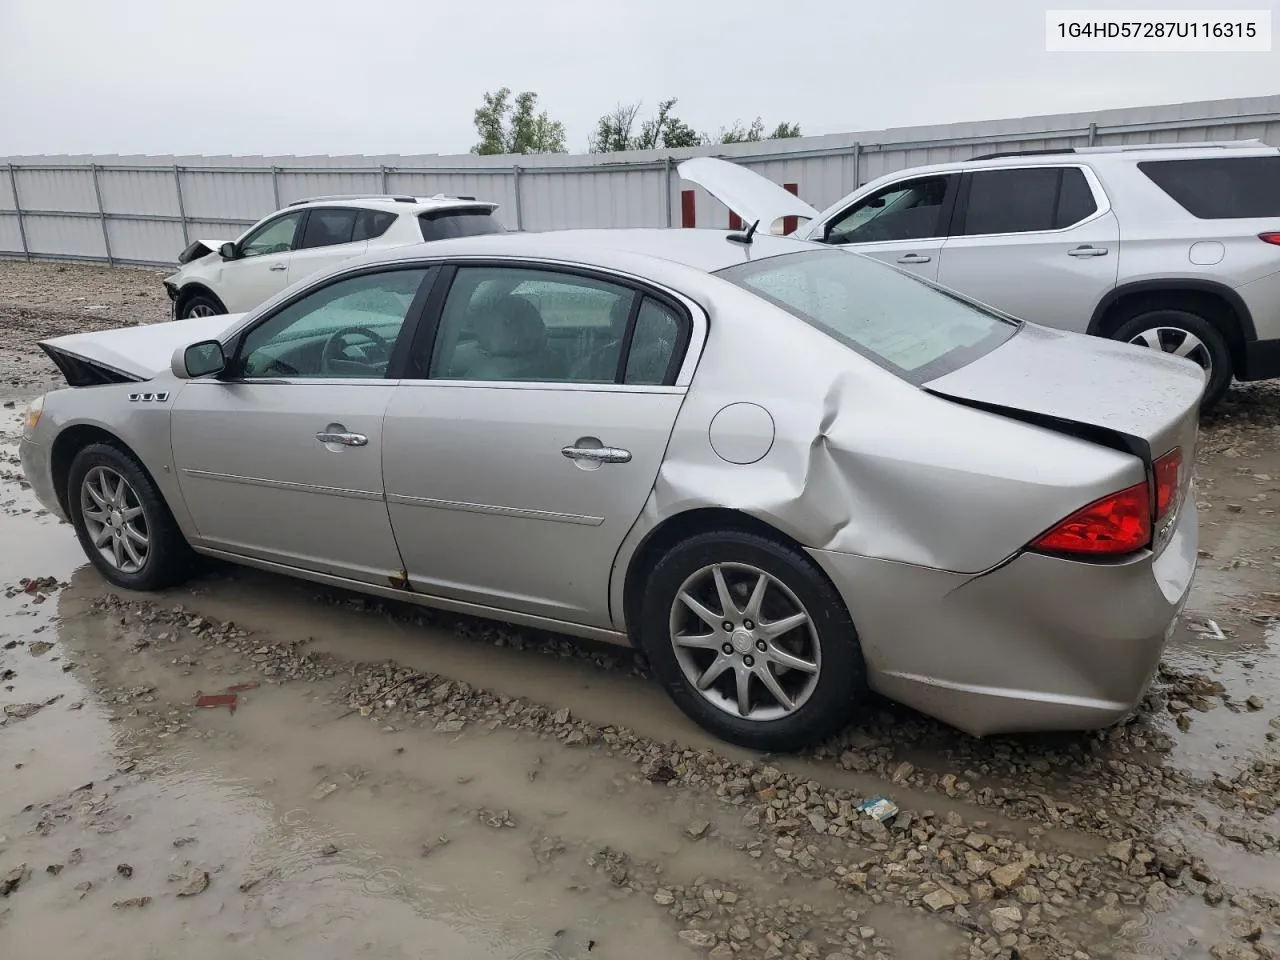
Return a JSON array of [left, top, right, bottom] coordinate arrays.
[[726, 218, 760, 245]]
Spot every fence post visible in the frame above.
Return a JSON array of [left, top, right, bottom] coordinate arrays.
[[6, 163, 30, 261], [664, 156, 674, 227], [851, 142, 862, 187], [90, 163, 113, 266], [1088, 122, 1098, 146], [380, 164, 390, 193], [271, 165, 281, 208], [512, 165, 524, 231], [173, 165, 190, 246]]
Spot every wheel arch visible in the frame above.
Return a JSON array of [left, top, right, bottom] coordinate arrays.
[[175, 283, 227, 315], [51, 424, 162, 520]]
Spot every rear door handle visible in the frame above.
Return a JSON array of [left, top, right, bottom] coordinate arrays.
[[316, 431, 368, 447], [269, 263, 288, 272], [562, 445, 632, 464], [1067, 245, 1108, 257], [896, 253, 931, 264]]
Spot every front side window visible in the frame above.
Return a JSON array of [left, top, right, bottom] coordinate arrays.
[[956, 167, 1098, 236], [716, 249, 1016, 384], [239, 212, 303, 258], [236, 268, 430, 379], [825, 176, 952, 245], [1139, 156, 1280, 219], [418, 210, 505, 242], [299, 208, 358, 249]]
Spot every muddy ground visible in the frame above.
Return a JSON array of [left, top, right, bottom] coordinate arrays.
[[1, 259, 1279, 960]]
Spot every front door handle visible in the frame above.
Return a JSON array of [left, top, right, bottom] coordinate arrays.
[[562, 444, 632, 464], [1067, 245, 1108, 257], [896, 253, 931, 264], [269, 263, 288, 272], [316, 431, 368, 447]]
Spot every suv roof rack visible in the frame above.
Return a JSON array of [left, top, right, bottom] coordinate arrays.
[[286, 194, 418, 206], [972, 139, 1267, 161]]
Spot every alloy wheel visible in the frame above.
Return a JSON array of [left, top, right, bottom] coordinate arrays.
[[668, 562, 821, 722], [80, 466, 150, 574], [1127, 326, 1214, 379], [186, 303, 217, 318]]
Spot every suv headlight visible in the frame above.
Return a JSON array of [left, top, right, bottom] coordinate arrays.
[[23, 395, 44, 436]]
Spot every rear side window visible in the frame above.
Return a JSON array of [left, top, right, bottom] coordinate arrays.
[[419, 209, 505, 242], [299, 208, 357, 249], [1139, 157, 1280, 219], [354, 209, 398, 241], [956, 167, 1098, 236], [716, 249, 1017, 384]]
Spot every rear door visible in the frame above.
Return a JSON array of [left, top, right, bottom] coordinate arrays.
[[935, 165, 1119, 332], [221, 211, 305, 312], [381, 262, 698, 628], [813, 174, 960, 282], [286, 207, 370, 288]]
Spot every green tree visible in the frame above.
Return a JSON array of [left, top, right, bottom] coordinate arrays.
[[589, 102, 642, 153], [472, 87, 567, 155], [590, 98, 704, 152], [714, 117, 802, 144], [770, 121, 802, 139]]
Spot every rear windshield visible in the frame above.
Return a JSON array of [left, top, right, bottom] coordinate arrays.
[[716, 249, 1018, 383], [1138, 156, 1280, 219], [419, 209, 505, 242]]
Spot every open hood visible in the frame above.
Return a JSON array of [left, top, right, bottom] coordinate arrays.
[[176, 238, 232, 265], [678, 157, 819, 235], [40, 313, 244, 385]]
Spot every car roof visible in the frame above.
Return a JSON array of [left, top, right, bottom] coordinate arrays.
[[351, 228, 821, 275], [287, 195, 499, 215]]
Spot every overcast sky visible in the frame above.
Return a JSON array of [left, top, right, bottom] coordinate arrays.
[[2, 0, 1277, 157]]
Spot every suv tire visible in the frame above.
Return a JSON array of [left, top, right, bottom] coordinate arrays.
[[178, 291, 226, 320], [1110, 308, 1232, 413]]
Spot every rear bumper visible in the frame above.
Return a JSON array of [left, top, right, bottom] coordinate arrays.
[[808, 498, 1197, 736], [1241, 336, 1280, 381]]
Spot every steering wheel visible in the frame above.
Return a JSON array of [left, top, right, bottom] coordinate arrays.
[[321, 326, 392, 376]]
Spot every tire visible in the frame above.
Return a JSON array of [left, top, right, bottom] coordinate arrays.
[[1110, 309, 1232, 414], [177, 291, 226, 320], [67, 442, 196, 591], [637, 529, 867, 752]]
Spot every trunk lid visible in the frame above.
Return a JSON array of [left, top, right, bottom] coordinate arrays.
[[925, 322, 1204, 469], [40, 313, 244, 384], [678, 157, 820, 235]]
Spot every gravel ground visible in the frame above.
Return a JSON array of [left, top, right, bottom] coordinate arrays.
[[2, 260, 1280, 960]]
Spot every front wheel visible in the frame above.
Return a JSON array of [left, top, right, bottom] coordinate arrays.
[[637, 529, 866, 752], [1111, 309, 1232, 414], [68, 443, 195, 591], [178, 291, 226, 320]]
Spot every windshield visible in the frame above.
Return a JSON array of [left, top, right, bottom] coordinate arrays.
[[715, 249, 1018, 383]]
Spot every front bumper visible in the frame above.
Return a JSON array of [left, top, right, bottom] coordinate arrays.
[[1241, 336, 1280, 381], [809, 498, 1197, 736], [19, 435, 67, 522]]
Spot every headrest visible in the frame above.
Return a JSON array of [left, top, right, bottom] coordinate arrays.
[[474, 296, 546, 357]]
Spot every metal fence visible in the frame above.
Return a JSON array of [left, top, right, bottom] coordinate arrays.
[[5, 93, 1280, 268]]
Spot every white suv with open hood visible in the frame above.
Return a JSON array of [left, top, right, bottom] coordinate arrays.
[[681, 141, 1280, 412], [163, 194, 505, 320]]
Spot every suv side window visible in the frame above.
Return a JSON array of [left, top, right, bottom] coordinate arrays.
[[299, 208, 358, 249], [955, 167, 1098, 236], [825, 176, 953, 245], [354, 209, 398, 241], [1138, 157, 1280, 219], [239, 212, 304, 258]]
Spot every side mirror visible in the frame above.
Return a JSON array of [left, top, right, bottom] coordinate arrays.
[[219, 242, 239, 260], [172, 340, 227, 379]]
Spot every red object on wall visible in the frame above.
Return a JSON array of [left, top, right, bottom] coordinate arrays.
[[782, 183, 800, 235], [728, 211, 743, 230], [681, 190, 696, 228]]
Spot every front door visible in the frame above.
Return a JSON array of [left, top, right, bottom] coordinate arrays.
[[935, 165, 1120, 332], [815, 174, 960, 282], [220, 210, 306, 313], [170, 265, 435, 583], [382, 264, 695, 628]]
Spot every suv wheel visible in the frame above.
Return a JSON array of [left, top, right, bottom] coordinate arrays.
[[1111, 308, 1232, 413], [637, 529, 866, 752], [178, 291, 226, 320]]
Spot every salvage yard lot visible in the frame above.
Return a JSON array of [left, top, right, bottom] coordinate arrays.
[[2, 260, 1280, 960]]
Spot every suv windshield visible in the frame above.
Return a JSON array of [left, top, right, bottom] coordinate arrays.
[[716, 249, 1018, 383], [419, 209, 505, 241]]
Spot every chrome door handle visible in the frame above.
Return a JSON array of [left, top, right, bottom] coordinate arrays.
[[561, 445, 632, 464], [316, 431, 368, 447], [896, 253, 931, 264], [269, 263, 288, 271], [1067, 245, 1108, 257]]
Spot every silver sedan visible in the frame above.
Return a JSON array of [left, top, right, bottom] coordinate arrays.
[[19, 228, 1203, 750]]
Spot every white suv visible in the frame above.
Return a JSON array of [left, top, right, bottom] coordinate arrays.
[[163, 194, 504, 321], [682, 141, 1280, 411]]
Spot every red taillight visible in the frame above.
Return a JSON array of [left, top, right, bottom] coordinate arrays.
[[1259, 232, 1280, 246], [1031, 482, 1152, 557], [1154, 448, 1183, 520]]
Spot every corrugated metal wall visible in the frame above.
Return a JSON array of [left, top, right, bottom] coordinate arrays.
[[5, 94, 1280, 267]]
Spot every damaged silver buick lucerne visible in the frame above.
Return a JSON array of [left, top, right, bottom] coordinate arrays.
[[19, 228, 1204, 750]]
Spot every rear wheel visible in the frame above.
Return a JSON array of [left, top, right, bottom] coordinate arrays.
[[68, 443, 195, 591], [638, 529, 866, 751], [1111, 308, 1232, 413], [178, 291, 226, 320]]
